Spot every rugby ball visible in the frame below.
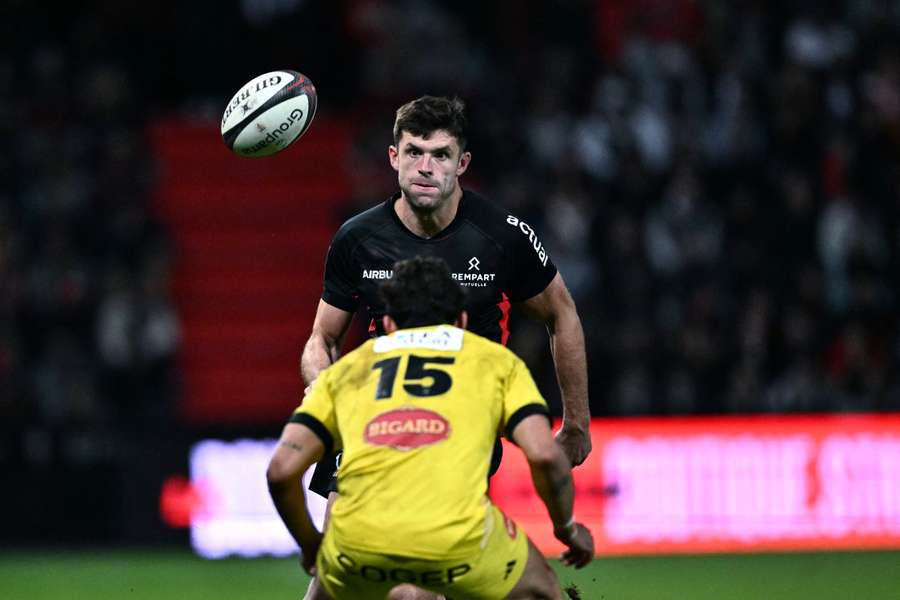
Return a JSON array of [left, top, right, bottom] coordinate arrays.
[[221, 70, 317, 157]]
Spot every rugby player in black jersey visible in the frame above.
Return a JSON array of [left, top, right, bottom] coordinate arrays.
[[300, 96, 591, 600]]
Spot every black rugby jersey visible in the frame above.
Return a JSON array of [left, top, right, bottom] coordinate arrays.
[[322, 189, 558, 343]]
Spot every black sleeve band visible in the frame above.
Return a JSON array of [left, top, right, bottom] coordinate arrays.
[[290, 413, 335, 456], [321, 289, 359, 313], [507, 264, 557, 303], [308, 451, 341, 499], [504, 403, 552, 443]]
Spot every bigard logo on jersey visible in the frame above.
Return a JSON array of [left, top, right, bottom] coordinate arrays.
[[364, 407, 450, 451]]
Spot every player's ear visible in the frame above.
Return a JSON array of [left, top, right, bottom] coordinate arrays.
[[388, 145, 400, 172], [456, 150, 471, 176], [383, 315, 399, 333], [455, 311, 468, 330]]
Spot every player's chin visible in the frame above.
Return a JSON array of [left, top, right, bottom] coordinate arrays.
[[406, 189, 443, 209]]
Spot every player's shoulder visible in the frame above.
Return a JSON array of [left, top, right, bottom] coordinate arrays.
[[320, 336, 378, 386], [460, 189, 512, 231], [339, 336, 379, 365], [331, 197, 395, 248], [460, 189, 544, 248], [462, 329, 520, 364]]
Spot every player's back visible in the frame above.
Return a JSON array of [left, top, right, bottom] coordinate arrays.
[[305, 325, 547, 560]]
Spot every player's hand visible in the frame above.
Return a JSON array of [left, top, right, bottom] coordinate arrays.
[[299, 533, 323, 576], [555, 522, 594, 569], [555, 423, 592, 466]]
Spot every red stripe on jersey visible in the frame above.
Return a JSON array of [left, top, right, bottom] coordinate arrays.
[[368, 318, 377, 335], [498, 293, 511, 346]]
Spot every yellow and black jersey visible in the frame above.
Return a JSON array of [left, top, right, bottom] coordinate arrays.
[[291, 325, 549, 560]]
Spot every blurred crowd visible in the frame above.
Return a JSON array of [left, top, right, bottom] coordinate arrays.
[[339, 0, 900, 416], [1, 5, 180, 450], [3, 0, 900, 449]]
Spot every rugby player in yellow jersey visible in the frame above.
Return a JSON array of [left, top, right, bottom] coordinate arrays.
[[267, 257, 594, 599]]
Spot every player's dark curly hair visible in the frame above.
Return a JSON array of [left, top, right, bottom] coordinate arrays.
[[379, 256, 465, 329], [393, 96, 468, 151]]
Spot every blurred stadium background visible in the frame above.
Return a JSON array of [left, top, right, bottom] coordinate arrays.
[[2, 1, 899, 598]]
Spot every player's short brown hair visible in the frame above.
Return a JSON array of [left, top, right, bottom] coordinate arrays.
[[379, 256, 465, 328], [393, 96, 468, 151]]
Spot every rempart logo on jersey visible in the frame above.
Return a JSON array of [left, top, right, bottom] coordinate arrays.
[[363, 267, 496, 287], [451, 271, 496, 287]]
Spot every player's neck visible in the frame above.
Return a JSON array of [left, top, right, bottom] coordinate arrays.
[[396, 188, 462, 239]]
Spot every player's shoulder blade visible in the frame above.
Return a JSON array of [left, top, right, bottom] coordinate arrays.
[[326, 338, 375, 378], [461, 328, 514, 357]]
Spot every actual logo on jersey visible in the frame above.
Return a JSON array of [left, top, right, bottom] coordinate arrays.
[[364, 407, 450, 451], [505, 216, 550, 266], [468, 256, 480, 271]]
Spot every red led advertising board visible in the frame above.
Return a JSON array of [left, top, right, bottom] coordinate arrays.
[[489, 414, 900, 555]]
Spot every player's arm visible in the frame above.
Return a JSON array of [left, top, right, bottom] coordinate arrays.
[[510, 413, 594, 568], [301, 299, 354, 388], [267, 422, 327, 574], [518, 272, 592, 465]]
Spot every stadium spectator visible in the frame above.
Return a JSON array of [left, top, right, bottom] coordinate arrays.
[[3, 5, 178, 457]]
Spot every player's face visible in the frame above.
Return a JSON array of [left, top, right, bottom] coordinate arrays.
[[389, 130, 471, 210]]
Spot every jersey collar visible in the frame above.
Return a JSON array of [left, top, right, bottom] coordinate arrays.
[[385, 190, 471, 241]]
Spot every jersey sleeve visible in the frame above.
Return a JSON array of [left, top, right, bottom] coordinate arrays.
[[321, 228, 360, 312], [503, 217, 558, 302], [290, 372, 342, 455], [501, 355, 551, 442]]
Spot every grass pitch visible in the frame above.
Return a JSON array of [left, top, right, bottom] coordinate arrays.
[[1, 549, 897, 599]]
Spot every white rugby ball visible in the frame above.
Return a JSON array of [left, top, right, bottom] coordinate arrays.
[[221, 70, 317, 157]]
